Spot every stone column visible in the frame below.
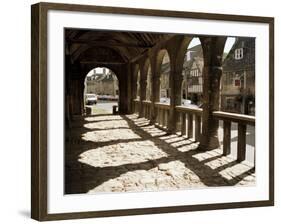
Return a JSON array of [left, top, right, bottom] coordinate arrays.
[[79, 79, 84, 115], [150, 69, 160, 124], [118, 69, 129, 114], [139, 75, 147, 117], [167, 69, 183, 133], [198, 37, 226, 150], [69, 79, 81, 115], [126, 63, 133, 114], [65, 55, 71, 125], [131, 66, 138, 113]]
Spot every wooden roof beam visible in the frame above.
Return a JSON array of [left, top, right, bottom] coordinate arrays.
[[80, 61, 126, 65], [67, 39, 154, 49]]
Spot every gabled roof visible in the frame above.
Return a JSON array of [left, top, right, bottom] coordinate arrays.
[[183, 44, 204, 72], [223, 37, 255, 72], [88, 72, 117, 82]]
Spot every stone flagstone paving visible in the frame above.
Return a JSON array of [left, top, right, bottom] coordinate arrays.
[[65, 114, 255, 194]]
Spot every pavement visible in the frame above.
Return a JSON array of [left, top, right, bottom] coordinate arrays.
[[86, 101, 255, 163], [65, 111, 255, 194], [85, 100, 118, 114]]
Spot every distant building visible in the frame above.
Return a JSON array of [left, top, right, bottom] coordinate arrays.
[[182, 44, 204, 105], [159, 39, 255, 114], [85, 68, 119, 97], [160, 62, 170, 99], [221, 37, 255, 115], [159, 45, 204, 105]]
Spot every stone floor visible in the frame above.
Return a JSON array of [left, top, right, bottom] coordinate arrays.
[[65, 114, 255, 194]]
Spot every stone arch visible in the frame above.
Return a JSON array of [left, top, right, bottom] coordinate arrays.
[[132, 64, 140, 100], [174, 36, 193, 71], [178, 37, 204, 106], [156, 49, 171, 104], [83, 64, 120, 81], [199, 36, 227, 64], [155, 48, 171, 75], [139, 57, 153, 101], [83, 66, 119, 110], [136, 66, 141, 100], [146, 62, 152, 101], [181, 79, 187, 100]]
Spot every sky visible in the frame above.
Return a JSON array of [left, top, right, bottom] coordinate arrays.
[[87, 67, 109, 76]]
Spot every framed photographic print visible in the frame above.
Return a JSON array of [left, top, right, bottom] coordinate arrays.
[[31, 2, 274, 221]]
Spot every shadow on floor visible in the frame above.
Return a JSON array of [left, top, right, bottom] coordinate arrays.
[[65, 114, 255, 194]]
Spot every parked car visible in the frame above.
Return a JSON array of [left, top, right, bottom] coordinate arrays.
[[159, 98, 202, 108], [86, 94, 98, 105], [97, 95, 119, 101], [182, 99, 203, 108], [181, 99, 203, 109], [160, 97, 170, 104]]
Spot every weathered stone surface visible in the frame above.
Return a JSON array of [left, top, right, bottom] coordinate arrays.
[[65, 114, 255, 194]]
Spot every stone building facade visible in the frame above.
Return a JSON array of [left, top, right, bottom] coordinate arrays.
[[158, 44, 213, 106], [221, 37, 255, 115], [182, 44, 204, 105], [85, 68, 119, 97], [159, 53, 170, 101], [160, 63, 170, 100]]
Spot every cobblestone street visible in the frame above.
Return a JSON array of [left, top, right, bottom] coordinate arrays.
[[65, 114, 255, 194]]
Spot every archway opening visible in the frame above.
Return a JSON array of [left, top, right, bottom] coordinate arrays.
[[221, 37, 255, 116], [84, 67, 119, 115], [136, 69, 141, 100], [159, 50, 171, 104], [146, 64, 152, 101], [219, 36, 255, 163], [181, 37, 204, 108]]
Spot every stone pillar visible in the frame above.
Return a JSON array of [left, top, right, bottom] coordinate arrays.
[[79, 79, 84, 115], [139, 74, 147, 117], [118, 70, 129, 114], [198, 37, 226, 150], [167, 69, 183, 133], [65, 55, 71, 126], [127, 63, 133, 114], [150, 69, 160, 123], [69, 79, 81, 115], [131, 65, 138, 113]]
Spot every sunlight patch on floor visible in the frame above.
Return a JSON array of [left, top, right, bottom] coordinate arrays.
[[83, 120, 129, 129], [78, 140, 168, 167], [84, 115, 123, 122], [82, 129, 141, 142], [65, 114, 256, 194]]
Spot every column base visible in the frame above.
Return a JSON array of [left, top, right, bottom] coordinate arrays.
[[197, 135, 220, 151], [149, 118, 156, 125]]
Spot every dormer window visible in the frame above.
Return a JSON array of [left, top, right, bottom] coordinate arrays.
[[234, 48, 243, 60]]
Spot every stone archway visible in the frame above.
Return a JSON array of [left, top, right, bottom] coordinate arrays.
[[136, 69, 141, 100], [183, 38, 204, 106], [157, 49, 171, 104], [83, 66, 119, 115], [146, 64, 152, 101]]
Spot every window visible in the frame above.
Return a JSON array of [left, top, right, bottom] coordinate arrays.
[[190, 69, 199, 77], [234, 48, 243, 60], [234, 79, 241, 87]]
